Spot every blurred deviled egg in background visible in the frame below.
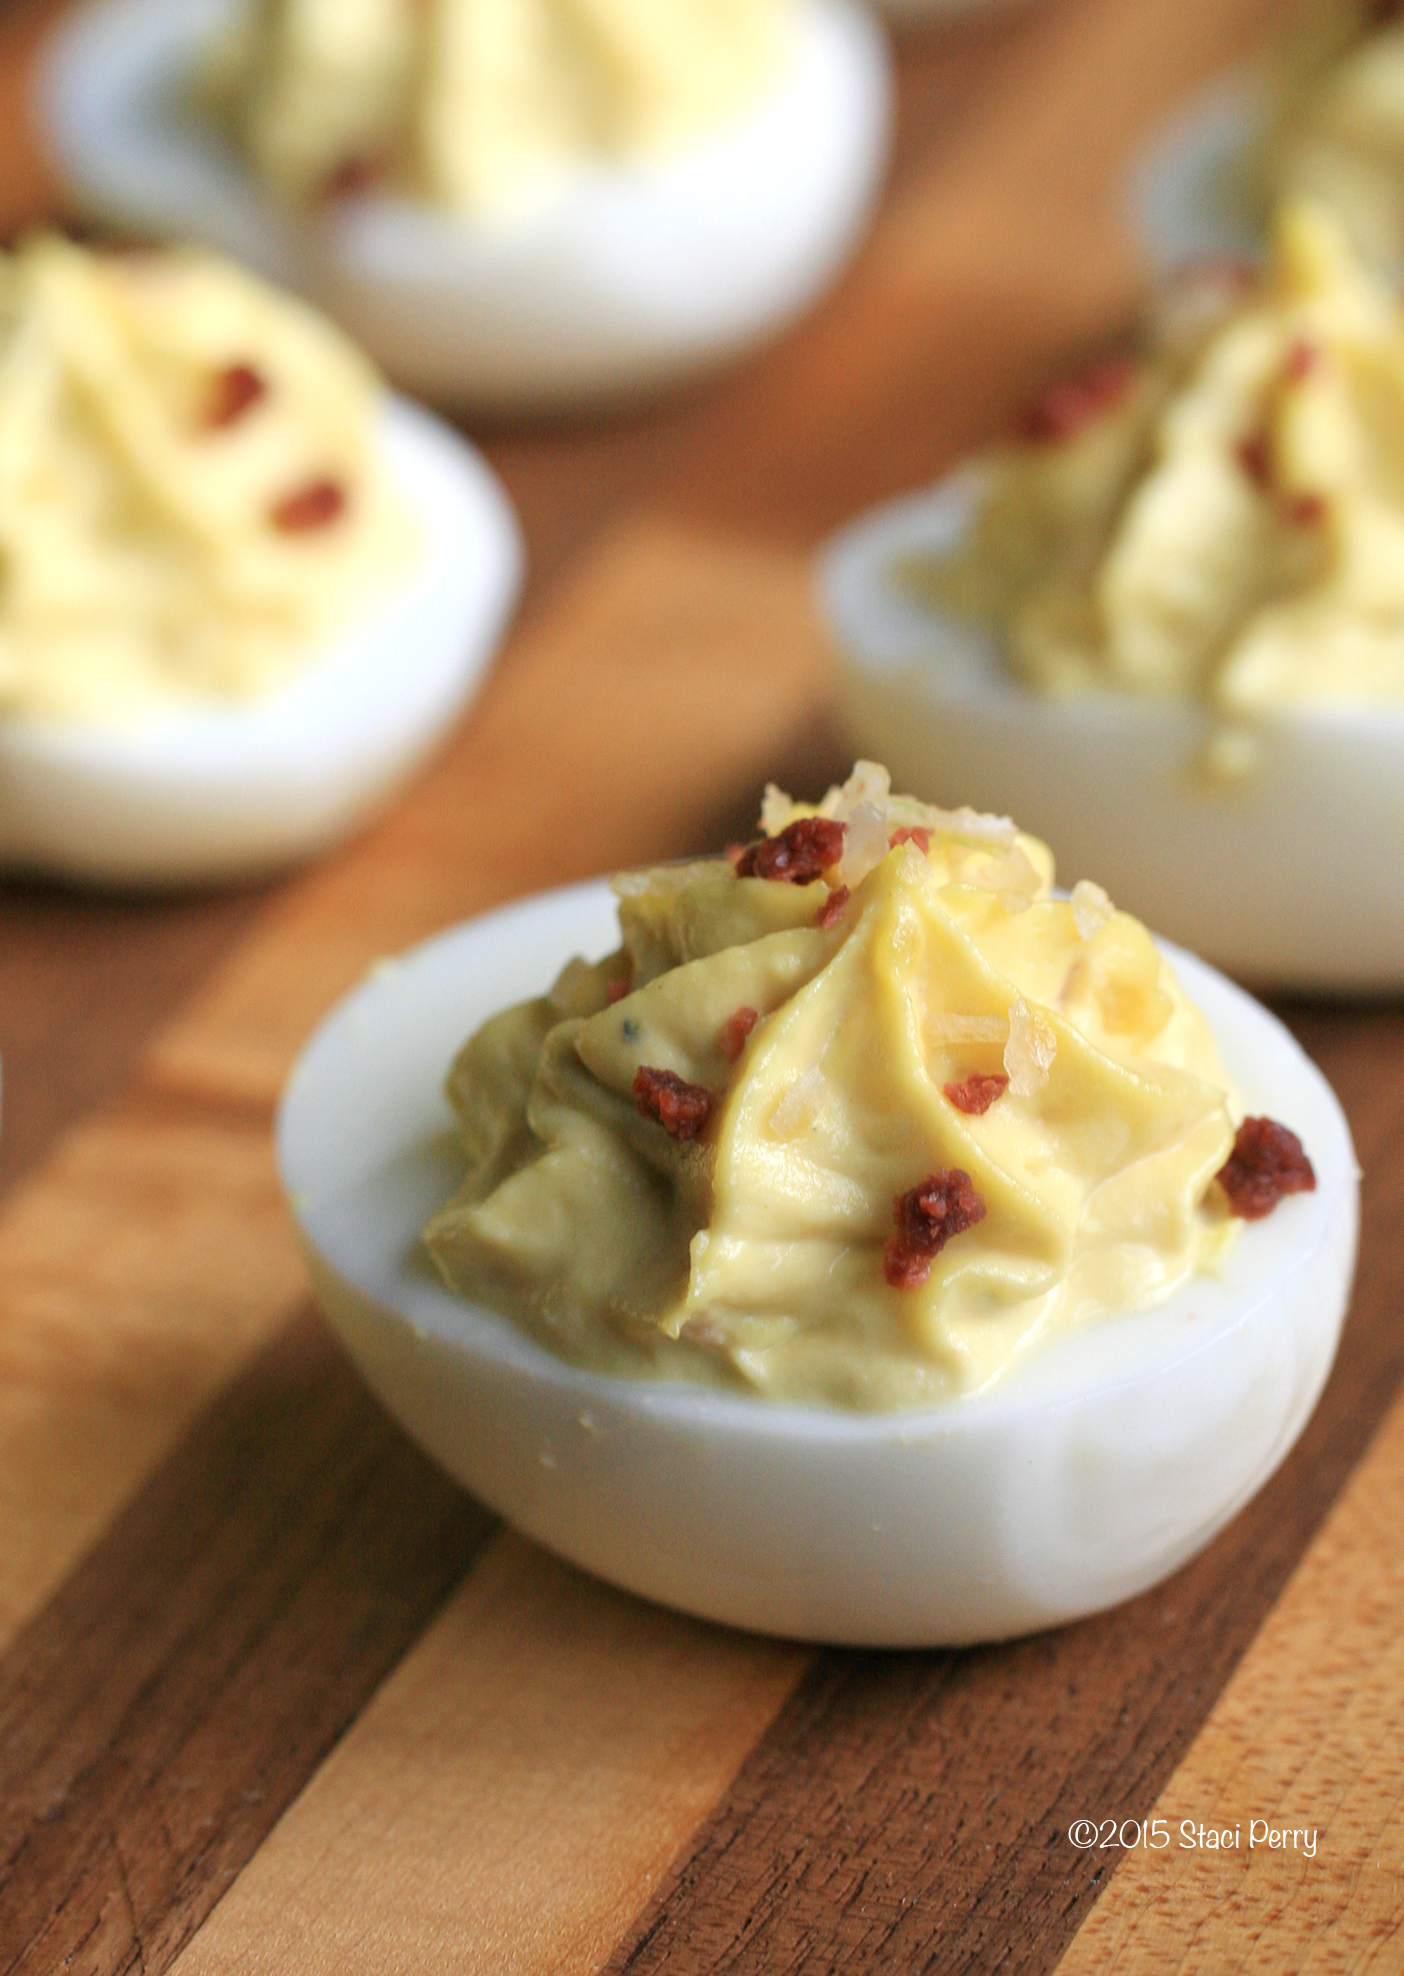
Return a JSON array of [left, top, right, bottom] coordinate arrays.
[[38, 0, 893, 409], [823, 202, 1404, 991], [0, 234, 520, 886]]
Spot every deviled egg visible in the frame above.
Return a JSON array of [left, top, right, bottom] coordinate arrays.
[[38, 0, 892, 408], [0, 235, 520, 885], [825, 204, 1404, 988], [278, 769, 1356, 1645]]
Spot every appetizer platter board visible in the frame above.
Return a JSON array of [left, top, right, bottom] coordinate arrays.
[[1, 0, 1401, 1970]]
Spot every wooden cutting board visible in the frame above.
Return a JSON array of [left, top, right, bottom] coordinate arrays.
[[3, 0, 1402, 1970]]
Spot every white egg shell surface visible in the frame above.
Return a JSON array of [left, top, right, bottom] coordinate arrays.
[[1125, 69, 1270, 274], [38, 0, 892, 410], [822, 474, 1404, 991], [0, 397, 522, 886], [277, 878, 1357, 1649]]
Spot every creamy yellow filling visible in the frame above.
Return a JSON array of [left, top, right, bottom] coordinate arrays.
[[915, 201, 1404, 745], [213, 0, 795, 213], [424, 767, 1238, 1412], [0, 236, 415, 726]]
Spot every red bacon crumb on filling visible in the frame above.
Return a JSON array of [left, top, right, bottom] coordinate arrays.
[[816, 885, 849, 930], [1236, 432, 1271, 489], [944, 1073, 1009, 1116], [270, 478, 347, 533], [1216, 1117, 1315, 1221], [883, 1169, 987, 1289], [606, 970, 632, 1005], [890, 826, 932, 854], [1286, 492, 1326, 528], [633, 1066, 713, 1140], [1285, 338, 1318, 382], [720, 1007, 758, 1064], [323, 154, 381, 200], [1016, 356, 1137, 444], [733, 816, 845, 885], [206, 362, 267, 430]]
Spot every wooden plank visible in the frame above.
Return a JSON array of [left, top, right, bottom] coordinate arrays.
[[0, 1309, 495, 1976], [1051, 1392, 1404, 1974], [166, 1535, 805, 1976], [0, 882, 270, 1206]]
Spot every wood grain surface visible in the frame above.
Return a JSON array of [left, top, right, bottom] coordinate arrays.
[[5, 0, 1401, 1972]]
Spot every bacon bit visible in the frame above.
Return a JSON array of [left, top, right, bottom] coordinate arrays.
[[944, 1073, 1009, 1116], [270, 478, 347, 533], [1237, 432, 1271, 490], [816, 885, 849, 930], [1016, 356, 1137, 444], [720, 1007, 758, 1064], [205, 362, 267, 430], [1217, 1117, 1315, 1221], [633, 1066, 713, 1141], [1284, 338, 1318, 383], [883, 1170, 986, 1289], [733, 817, 846, 885], [606, 971, 632, 1005], [890, 826, 931, 854], [322, 154, 381, 200], [1286, 492, 1326, 528]]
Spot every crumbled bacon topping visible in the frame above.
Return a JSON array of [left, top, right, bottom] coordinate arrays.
[[1016, 356, 1137, 444], [205, 362, 267, 430], [733, 816, 845, 885], [271, 478, 347, 533], [1217, 1117, 1315, 1220], [890, 826, 932, 854], [883, 1170, 986, 1289], [323, 154, 381, 200], [1284, 338, 1318, 383], [816, 885, 849, 929], [1237, 432, 1271, 490], [633, 1066, 713, 1140], [720, 1007, 758, 1064], [1286, 492, 1325, 528], [606, 969, 632, 1005], [944, 1074, 1009, 1116]]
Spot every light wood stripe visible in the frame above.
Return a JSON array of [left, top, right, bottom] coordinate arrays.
[[1053, 1385, 1404, 1974], [169, 1533, 806, 1976]]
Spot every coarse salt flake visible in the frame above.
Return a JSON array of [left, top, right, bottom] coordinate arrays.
[[1071, 880, 1115, 940], [770, 1064, 825, 1140], [1004, 995, 1057, 1096]]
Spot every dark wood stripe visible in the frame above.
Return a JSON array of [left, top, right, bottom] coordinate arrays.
[[0, 877, 273, 1206], [605, 1007, 1404, 1976], [0, 1305, 494, 1976]]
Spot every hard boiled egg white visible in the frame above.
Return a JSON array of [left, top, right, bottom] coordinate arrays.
[[821, 473, 1404, 992], [38, 0, 892, 410], [0, 398, 522, 886], [277, 878, 1356, 1648]]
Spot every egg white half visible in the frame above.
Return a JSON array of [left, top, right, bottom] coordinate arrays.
[[822, 473, 1404, 990], [277, 878, 1357, 1648], [37, 0, 893, 409], [0, 396, 522, 886]]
